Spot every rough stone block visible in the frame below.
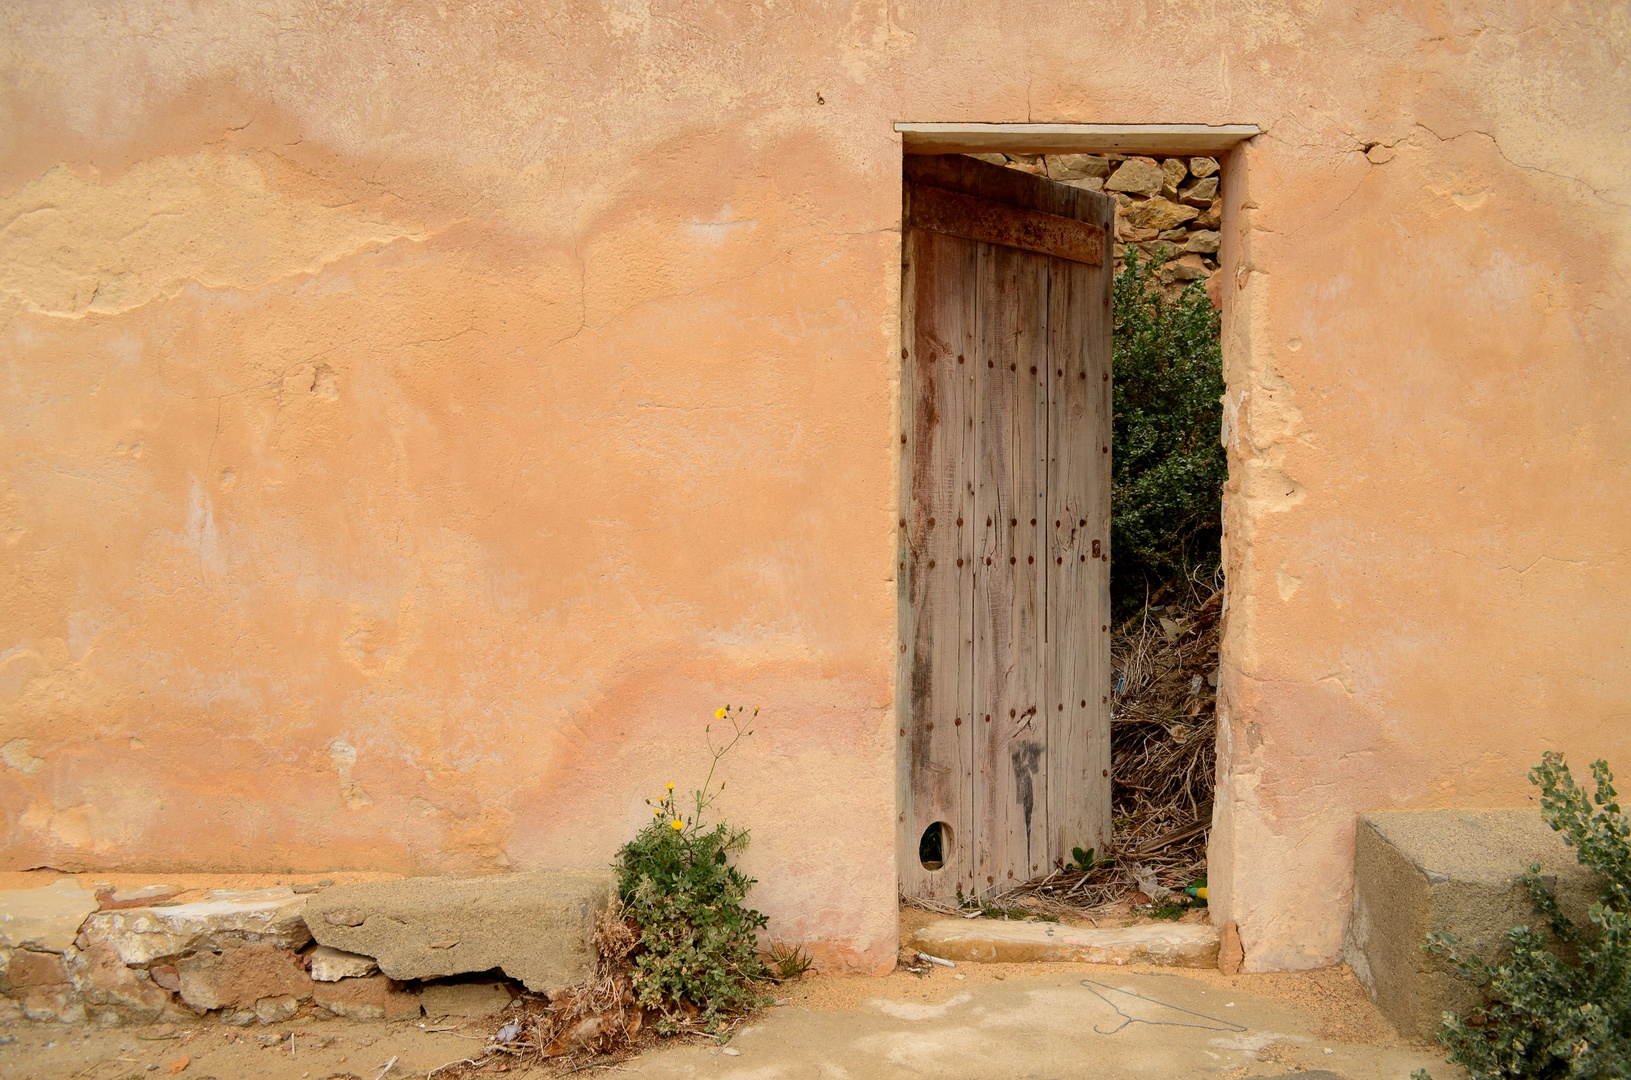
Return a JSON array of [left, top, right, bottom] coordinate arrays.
[[0, 879, 100, 953], [309, 944, 378, 982], [5, 947, 69, 988], [420, 979, 515, 1018], [304, 870, 611, 992], [910, 919, 1218, 967], [176, 943, 314, 1012], [312, 974, 421, 1020], [19, 983, 84, 1024], [83, 887, 310, 966], [254, 995, 300, 1023], [1345, 809, 1602, 1041], [1104, 159, 1164, 196], [68, 941, 174, 1022]]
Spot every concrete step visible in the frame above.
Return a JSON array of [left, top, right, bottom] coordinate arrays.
[[1344, 808, 1602, 1041], [910, 917, 1219, 967]]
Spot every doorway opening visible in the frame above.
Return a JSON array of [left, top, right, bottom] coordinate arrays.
[[897, 132, 1235, 917]]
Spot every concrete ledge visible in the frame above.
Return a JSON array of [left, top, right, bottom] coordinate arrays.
[[303, 870, 613, 993], [911, 918, 1219, 967], [1345, 809, 1602, 1041]]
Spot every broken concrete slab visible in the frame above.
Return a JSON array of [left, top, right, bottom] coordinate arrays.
[[1344, 808, 1602, 1041], [910, 918, 1218, 967], [0, 879, 101, 953], [82, 887, 310, 966], [308, 945, 378, 982], [303, 870, 612, 992], [419, 978, 514, 1018]]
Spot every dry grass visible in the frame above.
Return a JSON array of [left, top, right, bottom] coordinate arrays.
[[1014, 579, 1222, 914], [432, 899, 795, 1077]]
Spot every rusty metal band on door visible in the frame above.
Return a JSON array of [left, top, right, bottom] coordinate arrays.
[[897, 154, 1114, 900]]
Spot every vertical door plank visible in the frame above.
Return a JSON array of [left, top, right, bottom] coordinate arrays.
[[971, 240, 1011, 896], [1011, 246, 1051, 887], [973, 241, 1050, 894], [1044, 195, 1115, 871], [899, 225, 978, 900]]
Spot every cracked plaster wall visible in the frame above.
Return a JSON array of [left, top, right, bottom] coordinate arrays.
[[2, 0, 1627, 973]]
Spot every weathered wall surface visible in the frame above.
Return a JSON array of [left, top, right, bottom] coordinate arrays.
[[2, 1, 1627, 972]]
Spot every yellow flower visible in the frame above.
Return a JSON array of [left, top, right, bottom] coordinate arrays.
[[654, 808, 661, 816], [667, 782, 675, 791], [715, 707, 727, 719], [670, 819, 684, 831]]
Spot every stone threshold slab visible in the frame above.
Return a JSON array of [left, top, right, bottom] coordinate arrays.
[[911, 918, 1219, 967]]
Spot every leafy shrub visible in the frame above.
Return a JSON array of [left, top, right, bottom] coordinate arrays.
[[1111, 249, 1226, 618], [1416, 753, 1631, 1080], [615, 707, 769, 1033]]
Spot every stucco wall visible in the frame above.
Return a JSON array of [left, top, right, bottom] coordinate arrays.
[[2, 1, 1627, 973]]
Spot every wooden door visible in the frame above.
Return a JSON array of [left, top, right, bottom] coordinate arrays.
[[898, 155, 1113, 901]]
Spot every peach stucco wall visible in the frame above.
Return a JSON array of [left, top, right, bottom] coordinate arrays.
[[2, 2, 1627, 973]]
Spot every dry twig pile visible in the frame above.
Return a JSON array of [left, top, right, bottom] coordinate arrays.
[[1015, 580, 1221, 913]]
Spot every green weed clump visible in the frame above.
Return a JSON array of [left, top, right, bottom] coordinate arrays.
[[615, 707, 770, 1034], [1111, 249, 1227, 617], [1416, 752, 1631, 1080]]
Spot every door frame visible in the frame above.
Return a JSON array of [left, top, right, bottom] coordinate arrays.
[[892, 123, 1258, 904]]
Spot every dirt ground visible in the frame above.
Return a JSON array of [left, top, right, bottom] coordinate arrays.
[[2, 892, 1431, 1079], [1, 956, 1432, 1080]]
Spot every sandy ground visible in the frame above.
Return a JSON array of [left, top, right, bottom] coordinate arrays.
[[1, 959, 1447, 1080], [2, 891, 1447, 1079]]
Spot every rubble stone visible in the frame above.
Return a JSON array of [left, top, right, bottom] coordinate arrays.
[[304, 870, 611, 993], [419, 979, 514, 1018], [1123, 197, 1199, 232], [1195, 200, 1221, 229], [911, 918, 1218, 967], [312, 974, 421, 1020], [1161, 253, 1211, 281], [1184, 230, 1221, 254], [1045, 153, 1111, 181], [6, 947, 69, 988], [1104, 159, 1164, 196], [1188, 156, 1219, 178], [254, 995, 299, 1023], [83, 887, 310, 966], [0, 879, 100, 953], [309, 945, 379, 982], [1159, 157, 1188, 198], [1179, 176, 1218, 207], [68, 941, 174, 1021], [20, 984, 84, 1024], [176, 943, 313, 1012]]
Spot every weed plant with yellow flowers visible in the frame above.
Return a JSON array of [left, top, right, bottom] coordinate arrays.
[[616, 706, 770, 1033]]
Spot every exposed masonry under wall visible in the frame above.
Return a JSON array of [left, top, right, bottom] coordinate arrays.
[[967, 152, 1223, 297]]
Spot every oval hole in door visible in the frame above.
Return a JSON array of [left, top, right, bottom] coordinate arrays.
[[918, 821, 952, 871]]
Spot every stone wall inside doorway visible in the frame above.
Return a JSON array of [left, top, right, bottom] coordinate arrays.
[[973, 153, 1223, 300]]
